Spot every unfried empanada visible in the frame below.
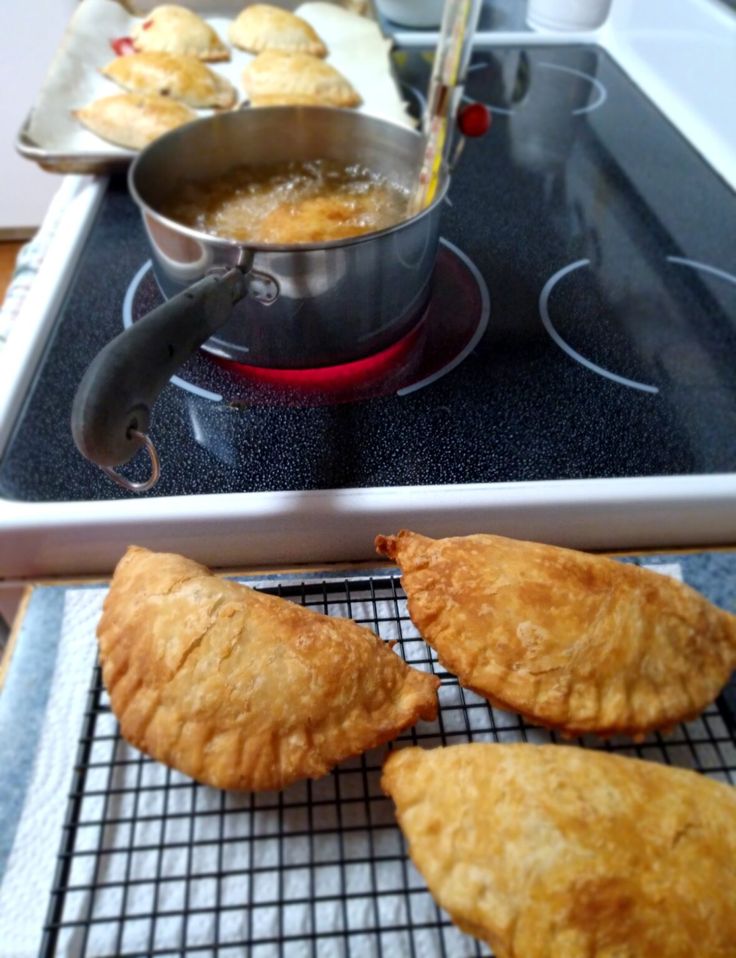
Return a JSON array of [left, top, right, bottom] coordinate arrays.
[[131, 4, 229, 62], [74, 93, 196, 150], [230, 4, 327, 57], [242, 50, 361, 108], [382, 744, 736, 958], [97, 546, 439, 791], [375, 530, 736, 738], [103, 52, 236, 109]]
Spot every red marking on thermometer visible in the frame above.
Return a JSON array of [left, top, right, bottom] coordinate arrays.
[[457, 102, 491, 138]]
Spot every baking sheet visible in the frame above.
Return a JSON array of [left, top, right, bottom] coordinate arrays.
[[18, 0, 413, 173]]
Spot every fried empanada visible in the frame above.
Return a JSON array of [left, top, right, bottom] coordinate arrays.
[[103, 52, 236, 109], [242, 50, 361, 108], [74, 93, 196, 150], [97, 546, 439, 791], [131, 4, 229, 62], [259, 192, 385, 243], [382, 743, 736, 958], [375, 530, 736, 737], [230, 4, 327, 57]]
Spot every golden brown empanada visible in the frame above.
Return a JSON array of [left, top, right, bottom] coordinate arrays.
[[131, 4, 229, 62], [242, 50, 361, 108], [74, 93, 196, 150], [97, 546, 439, 791], [375, 530, 736, 738], [382, 743, 736, 958], [103, 51, 236, 109], [259, 193, 386, 243], [230, 4, 327, 57]]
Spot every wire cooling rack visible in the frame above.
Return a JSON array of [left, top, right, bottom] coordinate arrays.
[[40, 573, 736, 958]]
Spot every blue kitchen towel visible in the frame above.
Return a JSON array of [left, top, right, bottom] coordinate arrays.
[[0, 588, 66, 875]]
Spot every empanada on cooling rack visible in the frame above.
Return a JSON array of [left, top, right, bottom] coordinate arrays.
[[230, 4, 327, 57], [74, 93, 196, 150], [242, 50, 361, 108], [131, 5, 229, 62], [375, 530, 736, 738], [97, 547, 439, 791], [103, 52, 236, 109], [381, 744, 736, 958]]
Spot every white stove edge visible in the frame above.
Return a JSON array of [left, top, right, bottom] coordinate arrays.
[[0, 175, 106, 454], [1, 0, 735, 579], [1, 475, 735, 579]]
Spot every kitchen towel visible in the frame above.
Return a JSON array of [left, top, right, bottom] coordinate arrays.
[[0, 587, 103, 957], [0, 180, 72, 350]]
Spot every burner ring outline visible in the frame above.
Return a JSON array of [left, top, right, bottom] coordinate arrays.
[[666, 256, 736, 287], [397, 238, 490, 396], [465, 60, 607, 117], [539, 258, 659, 395]]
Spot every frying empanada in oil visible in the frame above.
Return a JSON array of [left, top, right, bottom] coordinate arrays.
[[131, 4, 229, 62], [382, 744, 736, 958], [375, 530, 736, 737], [242, 50, 361, 108], [74, 93, 196, 150], [103, 52, 237, 109], [97, 547, 439, 791], [230, 4, 327, 57], [259, 193, 385, 243]]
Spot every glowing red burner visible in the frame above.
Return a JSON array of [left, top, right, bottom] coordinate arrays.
[[126, 242, 488, 407], [213, 319, 425, 397]]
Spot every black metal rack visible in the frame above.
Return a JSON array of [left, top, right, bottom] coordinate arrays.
[[39, 575, 736, 957]]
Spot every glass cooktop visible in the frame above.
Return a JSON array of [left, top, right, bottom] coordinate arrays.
[[2, 44, 736, 502]]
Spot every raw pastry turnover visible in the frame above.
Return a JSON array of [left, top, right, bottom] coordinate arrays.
[[74, 93, 196, 150], [131, 4, 229, 62], [382, 743, 736, 958], [103, 52, 237, 109], [242, 50, 361, 108], [375, 530, 736, 737], [230, 4, 327, 57], [97, 546, 439, 791]]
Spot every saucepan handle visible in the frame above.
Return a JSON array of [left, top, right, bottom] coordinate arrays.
[[71, 268, 249, 489]]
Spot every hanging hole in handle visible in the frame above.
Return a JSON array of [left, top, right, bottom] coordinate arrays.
[[247, 269, 280, 305], [100, 429, 161, 494]]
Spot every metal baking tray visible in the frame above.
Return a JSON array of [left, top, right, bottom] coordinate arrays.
[[16, 0, 396, 175], [38, 568, 736, 957]]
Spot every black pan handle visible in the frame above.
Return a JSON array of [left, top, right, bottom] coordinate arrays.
[[71, 268, 247, 472]]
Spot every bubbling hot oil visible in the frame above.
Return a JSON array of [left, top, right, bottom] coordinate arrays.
[[165, 159, 411, 245]]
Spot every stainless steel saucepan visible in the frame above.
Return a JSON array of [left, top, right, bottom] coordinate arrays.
[[71, 107, 450, 491]]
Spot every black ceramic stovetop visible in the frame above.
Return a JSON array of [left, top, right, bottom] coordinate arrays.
[[2, 45, 736, 502]]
